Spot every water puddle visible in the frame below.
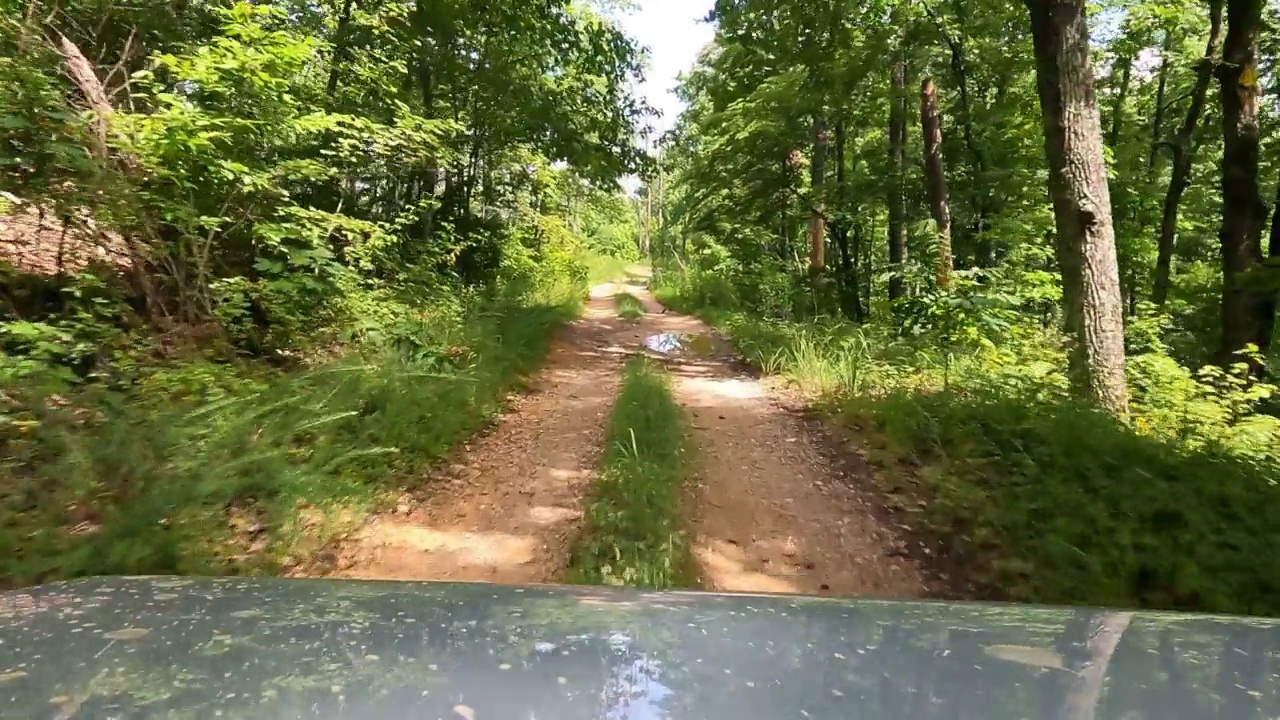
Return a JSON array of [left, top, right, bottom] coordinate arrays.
[[642, 332, 716, 358]]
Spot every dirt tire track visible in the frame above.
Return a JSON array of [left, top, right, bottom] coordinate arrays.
[[636, 288, 926, 599], [326, 275, 926, 600], [329, 286, 636, 583]]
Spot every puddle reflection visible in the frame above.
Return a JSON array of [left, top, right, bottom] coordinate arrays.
[[643, 332, 716, 358]]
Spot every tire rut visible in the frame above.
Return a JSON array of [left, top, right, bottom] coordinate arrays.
[[636, 291, 927, 599], [326, 287, 636, 584], [322, 278, 926, 600]]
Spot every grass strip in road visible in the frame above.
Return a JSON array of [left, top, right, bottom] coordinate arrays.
[[615, 292, 646, 320], [568, 357, 697, 589]]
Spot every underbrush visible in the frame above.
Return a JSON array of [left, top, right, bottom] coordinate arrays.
[[849, 391, 1280, 615], [567, 356, 696, 589], [656, 265, 1280, 617], [0, 293, 578, 586], [614, 293, 646, 320]]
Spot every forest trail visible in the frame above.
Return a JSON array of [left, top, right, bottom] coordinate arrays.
[[644, 291, 925, 598], [327, 276, 924, 598], [327, 285, 633, 583]]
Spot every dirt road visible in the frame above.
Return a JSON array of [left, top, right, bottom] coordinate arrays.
[[328, 279, 925, 599]]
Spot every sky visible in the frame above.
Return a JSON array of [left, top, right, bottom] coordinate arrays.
[[616, 0, 718, 138]]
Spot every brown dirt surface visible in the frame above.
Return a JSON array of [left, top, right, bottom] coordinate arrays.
[[639, 301, 926, 599], [324, 274, 927, 600], [328, 285, 634, 583]]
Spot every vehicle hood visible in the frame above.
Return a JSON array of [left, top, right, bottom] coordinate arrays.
[[0, 577, 1277, 718]]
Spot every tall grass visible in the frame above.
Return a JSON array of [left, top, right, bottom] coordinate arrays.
[[567, 357, 696, 589], [0, 298, 577, 586]]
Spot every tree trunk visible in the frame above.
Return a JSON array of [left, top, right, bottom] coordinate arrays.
[[1148, 32, 1175, 172], [851, 222, 865, 320], [888, 49, 909, 302], [1258, 171, 1280, 352], [1154, 1, 1223, 305], [1271, 177, 1280, 259], [939, 0, 993, 266], [325, 0, 357, 98], [1024, 0, 1130, 416], [921, 78, 954, 290], [809, 114, 829, 273], [1106, 53, 1132, 149], [1216, 0, 1270, 364], [833, 119, 864, 321]]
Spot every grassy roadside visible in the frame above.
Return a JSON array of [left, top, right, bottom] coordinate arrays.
[[653, 268, 1280, 617], [614, 292, 646, 320], [0, 296, 579, 587], [567, 357, 697, 589]]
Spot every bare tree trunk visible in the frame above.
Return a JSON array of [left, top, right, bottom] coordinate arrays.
[[920, 78, 954, 290], [1259, 172, 1280, 352], [1025, 0, 1129, 416], [1216, 0, 1270, 364], [809, 114, 828, 273], [1154, 0, 1223, 305], [933, 0, 992, 265], [888, 49, 909, 302], [1055, 612, 1134, 720]]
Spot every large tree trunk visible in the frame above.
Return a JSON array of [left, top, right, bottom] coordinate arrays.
[[921, 78, 954, 290], [888, 49, 909, 303], [1216, 0, 1270, 364], [809, 114, 829, 273], [1025, 0, 1129, 416], [1154, 1, 1224, 305]]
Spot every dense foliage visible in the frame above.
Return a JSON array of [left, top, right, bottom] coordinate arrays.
[[655, 0, 1280, 615], [0, 0, 641, 581]]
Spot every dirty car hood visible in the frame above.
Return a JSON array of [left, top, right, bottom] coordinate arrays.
[[1, 577, 1278, 718]]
